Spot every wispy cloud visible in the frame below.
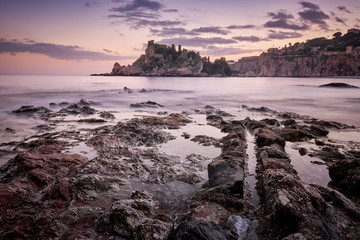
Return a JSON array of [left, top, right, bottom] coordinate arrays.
[[337, 6, 351, 14], [267, 30, 303, 40], [191, 26, 229, 35], [159, 37, 237, 47], [226, 25, 257, 30], [0, 38, 123, 60], [202, 46, 261, 56], [232, 36, 263, 42], [299, 1, 319, 10], [111, 0, 162, 12], [335, 17, 346, 25], [150, 27, 198, 36]]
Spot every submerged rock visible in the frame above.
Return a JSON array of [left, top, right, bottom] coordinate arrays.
[[319, 83, 358, 88], [12, 105, 51, 115], [130, 101, 164, 108]]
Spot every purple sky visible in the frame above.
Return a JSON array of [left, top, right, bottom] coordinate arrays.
[[0, 0, 359, 74]]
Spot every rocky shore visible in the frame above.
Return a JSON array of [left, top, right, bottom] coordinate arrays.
[[0, 93, 359, 239]]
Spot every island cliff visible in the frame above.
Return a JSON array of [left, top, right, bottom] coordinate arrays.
[[231, 29, 360, 77]]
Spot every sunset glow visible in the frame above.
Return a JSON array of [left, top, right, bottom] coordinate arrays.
[[1, 0, 359, 74]]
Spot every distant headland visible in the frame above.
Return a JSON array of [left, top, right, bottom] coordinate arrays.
[[92, 28, 360, 77]]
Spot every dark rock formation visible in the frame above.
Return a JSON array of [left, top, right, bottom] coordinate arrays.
[[319, 83, 358, 88], [329, 159, 360, 198], [130, 101, 164, 108]]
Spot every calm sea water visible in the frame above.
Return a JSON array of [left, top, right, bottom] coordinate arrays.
[[1, 75, 359, 124]]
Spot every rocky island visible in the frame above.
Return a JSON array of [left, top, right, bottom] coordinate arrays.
[[92, 40, 231, 77], [93, 28, 360, 77]]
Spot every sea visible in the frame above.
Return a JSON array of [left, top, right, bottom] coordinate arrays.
[[0, 75, 359, 187]]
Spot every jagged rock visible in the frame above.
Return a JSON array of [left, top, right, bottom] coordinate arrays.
[[309, 124, 329, 136], [12, 105, 51, 115], [279, 128, 310, 141], [329, 159, 360, 197], [255, 128, 286, 148], [130, 101, 164, 108], [100, 111, 115, 119], [319, 83, 358, 88], [191, 135, 221, 147], [78, 118, 106, 123], [169, 221, 237, 240]]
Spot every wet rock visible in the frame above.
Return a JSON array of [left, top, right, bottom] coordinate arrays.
[[319, 83, 358, 88], [261, 164, 328, 239], [208, 133, 246, 197], [305, 119, 355, 129], [80, 106, 96, 115], [130, 101, 164, 108], [315, 139, 325, 146], [329, 159, 360, 197], [78, 118, 106, 123], [169, 221, 237, 240], [100, 111, 115, 119], [262, 118, 280, 126], [282, 233, 307, 240], [5, 127, 16, 133], [299, 148, 307, 156], [181, 132, 190, 139], [191, 135, 221, 148], [49, 102, 57, 107], [282, 119, 297, 126], [204, 105, 215, 109], [258, 147, 291, 167], [242, 118, 268, 132], [59, 102, 70, 107], [279, 128, 310, 141], [247, 106, 274, 113], [255, 128, 286, 148], [78, 98, 91, 106], [315, 146, 346, 162], [139, 88, 147, 92], [12, 105, 51, 115], [109, 190, 170, 239], [310, 124, 329, 136], [32, 124, 56, 132]]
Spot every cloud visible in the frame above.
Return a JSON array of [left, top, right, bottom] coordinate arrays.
[[298, 2, 329, 29], [298, 9, 329, 27], [268, 10, 294, 20], [111, 0, 162, 12], [163, 9, 178, 13], [264, 19, 308, 30], [299, 1, 320, 10], [338, 6, 351, 13], [226, 24, 256, 30], [267, 31, 303, 40], [150, 28, 198, 36], [202, 46, 261, 56], [335, 17, 346, 25], [265, 10, 308, 30], [0, 39, 123, 60], [191, 27, 229, 35], [108, 11, 159, 19], [232, 36, 263, 42], [159, 37, 237, 47]]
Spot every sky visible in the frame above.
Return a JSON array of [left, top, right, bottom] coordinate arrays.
[[0, 0, 359, 75]]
